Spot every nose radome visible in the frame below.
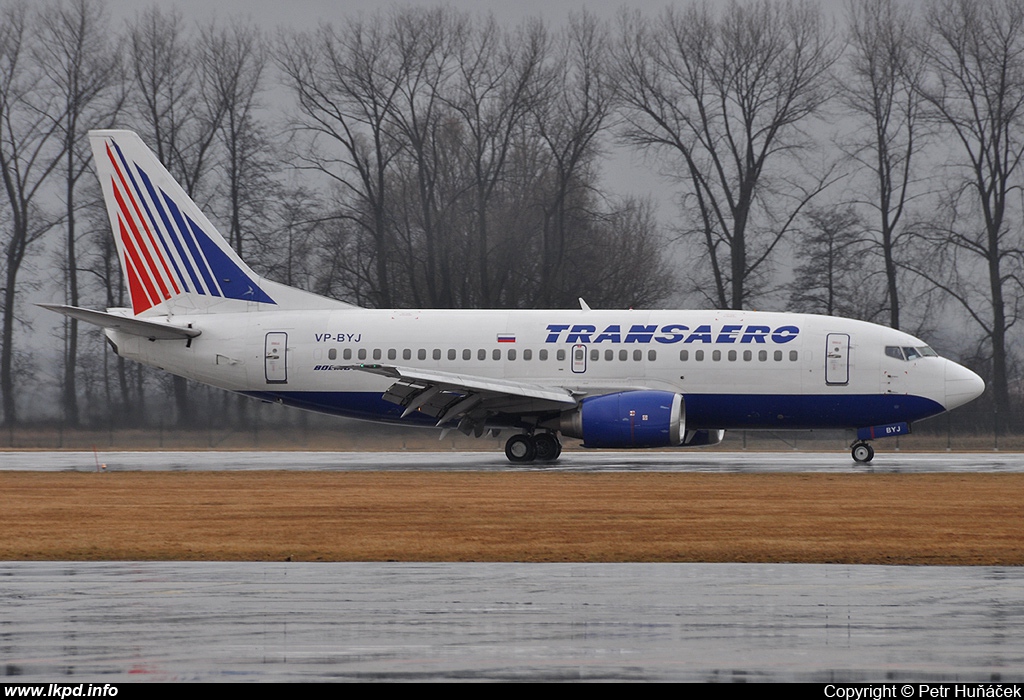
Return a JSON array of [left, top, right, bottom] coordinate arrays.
[[944, 359, 985, 410]]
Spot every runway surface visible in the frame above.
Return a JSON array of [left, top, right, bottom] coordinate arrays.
[[2, 450, 1022, 682], [3, 561, 1023, 682], [1, 449, 1022, 472]]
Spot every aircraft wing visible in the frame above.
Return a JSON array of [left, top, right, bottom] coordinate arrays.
[[349, 364, 578, 430]]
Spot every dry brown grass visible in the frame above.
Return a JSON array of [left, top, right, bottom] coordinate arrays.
[[1, 471, 1020, 564]]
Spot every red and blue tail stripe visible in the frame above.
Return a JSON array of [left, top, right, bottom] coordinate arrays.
[[101, 134, 274, 314]]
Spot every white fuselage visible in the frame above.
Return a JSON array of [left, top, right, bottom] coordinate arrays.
[[107, 308, 981, 432]]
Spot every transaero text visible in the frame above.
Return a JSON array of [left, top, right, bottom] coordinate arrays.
[[544, 323, 800, 344]]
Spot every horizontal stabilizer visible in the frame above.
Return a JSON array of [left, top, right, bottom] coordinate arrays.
[[38, 304, 200, 341]]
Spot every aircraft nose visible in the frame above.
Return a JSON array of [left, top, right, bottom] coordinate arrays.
[[944, 359, 985, 410]]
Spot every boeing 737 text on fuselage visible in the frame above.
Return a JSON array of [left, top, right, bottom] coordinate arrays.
[[41, 131, 985, 464]]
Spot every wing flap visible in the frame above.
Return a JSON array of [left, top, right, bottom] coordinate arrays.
[[349, 364, 578, 428]]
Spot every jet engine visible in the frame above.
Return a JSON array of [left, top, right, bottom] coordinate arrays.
[[558, 390, 685, 448]]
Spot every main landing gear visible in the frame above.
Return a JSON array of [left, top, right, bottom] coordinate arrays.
[[851, 441, 875, 463], [504, 432, 562, 464]]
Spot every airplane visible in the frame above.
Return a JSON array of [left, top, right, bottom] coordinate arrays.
[[41, 130, 985, 464]]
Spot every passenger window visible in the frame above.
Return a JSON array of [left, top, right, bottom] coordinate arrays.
[[790, 350, 798, 361], [328, 348, 337, 360], [448, 349, 456, 361], [462, 349, 471, 360], [540, 350, 549, 361], [743, 350, 751, 361], [605, 349, 614, 361], [524, 349, 532, 360], [433, 349, 441, 361], [509, 349, 516, 360], [591, 349, 599, 361], [343, 348, 352, 360], [478, 349, 486, 360], [373, 349, 382, 360], [680, 350, 689, 361], [774, 350, 782, 361], [758, 350, 767, 362], [418, 349, 426, 360], [358, 349, 367, 360], [695, 350, 704, 361], [712, 350, 721, 361], [633, 349, 642, 361], [493, 349, 501, 360], [556, 350, 565, 361], [387, 349, 396, 360], [403, 349, 411, 360], [648, 350, 657, 361], [728, 350, 737, 361], [619, 350, 628, 361]]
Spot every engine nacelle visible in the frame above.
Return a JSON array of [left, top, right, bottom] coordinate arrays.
[[680, 429, 725, 447], [559, 391, 685, 448]]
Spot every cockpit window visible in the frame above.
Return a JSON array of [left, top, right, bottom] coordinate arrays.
[[887, 345, 939, 361]]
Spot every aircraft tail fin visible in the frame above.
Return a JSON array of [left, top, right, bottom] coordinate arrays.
[[89, 129, 350, 316]]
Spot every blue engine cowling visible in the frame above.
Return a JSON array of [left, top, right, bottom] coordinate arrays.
[[559, 391, 685, 448]]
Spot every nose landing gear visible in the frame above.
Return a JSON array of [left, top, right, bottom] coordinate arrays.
[[504, 432, 562, 463], [851, 441, 875, 463]]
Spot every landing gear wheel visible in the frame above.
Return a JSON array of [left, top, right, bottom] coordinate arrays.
[[852, 442, 875, 463], [505, 434, 536, 463], [533, 433, 561, 462]]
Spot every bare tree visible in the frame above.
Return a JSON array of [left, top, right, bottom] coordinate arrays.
[[278, 15, 407, 308], [615, 0, 839, 310], [127, 7, 225, 198], [913, 0, 1024, 431], [35, 0, 121, 426], [445, 15, 544, 306], [0, 2, 68, 425], [200, 20, 272, 263], [532, 10, 613, 307], [385, 7, 464, 308], [842, 0, 928, 330], [788, 206, 887, 319], [126, 6, 228, 427]]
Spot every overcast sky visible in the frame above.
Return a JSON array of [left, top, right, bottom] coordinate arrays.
[[105, 0, 631, 28], [102, 0, 848, 30]]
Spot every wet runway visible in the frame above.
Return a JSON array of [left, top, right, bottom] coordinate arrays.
[[3, 562, 1023, 682], [1, 449, 1022, 472], [2, 450, 1022, 682]]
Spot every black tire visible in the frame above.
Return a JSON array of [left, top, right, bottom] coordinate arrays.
[[852, 443, 874, 463], [533, 433, 561, 462], [505, 434, 536, 463]]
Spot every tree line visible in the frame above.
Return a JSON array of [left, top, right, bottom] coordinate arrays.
[[0, 0, 1020, 433]]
